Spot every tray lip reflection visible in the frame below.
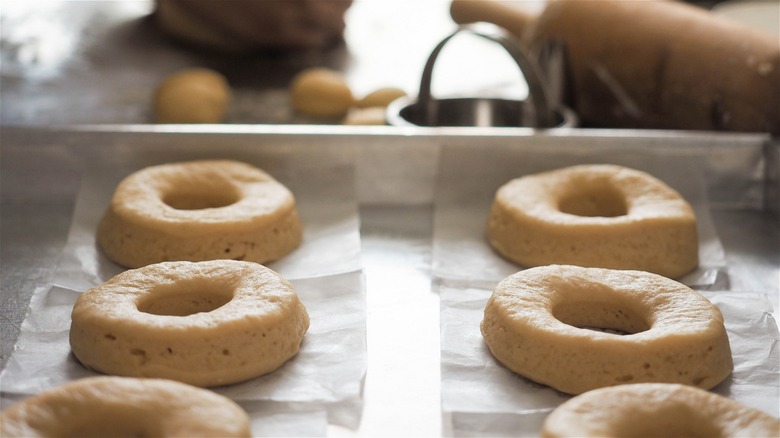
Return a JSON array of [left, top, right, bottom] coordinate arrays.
[[3, 123, 774, 215], [2, 123, 775, 143]]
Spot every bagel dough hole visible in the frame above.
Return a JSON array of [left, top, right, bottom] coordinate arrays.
[[553, 301, 651, 335], [558, 185, 628, 217], [137, 281, 233, 317], [162, 187, 240, 210], [610, 404, 723, 437]]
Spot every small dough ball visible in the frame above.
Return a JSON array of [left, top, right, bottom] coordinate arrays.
[[290, 68, 354, 118], [342, 107, 387, 125], [355, 87, 407, 109], [153, 68, 231, 123]]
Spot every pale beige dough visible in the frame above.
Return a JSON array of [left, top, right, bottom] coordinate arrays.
[[69, 260, 310, 387], [290, 67, 354, 118], [153, 68, 231, 123], [355, 87, 407, 109], [487, 164, 699, 278], [481, 265, 733, 395], [343, 87, 406, 125], [342, 106, 387, 125], [97, 159, 301, 269], [542, 383, 780, 437], [0, 376, 251, 437]]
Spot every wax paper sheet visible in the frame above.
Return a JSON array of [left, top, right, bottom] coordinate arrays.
[[0, 155, 366, 435], [432, 140, 727, 289], [52, 155, 361, 291], [440, 285, 780, 437], [432, 140, 778, 436]]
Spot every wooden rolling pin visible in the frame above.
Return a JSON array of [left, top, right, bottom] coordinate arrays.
[[451, 0, 780, 133]]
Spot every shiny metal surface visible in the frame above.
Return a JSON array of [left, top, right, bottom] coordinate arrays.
[[387, 95, 577, 128], [401, 25, 557, 127], [1, 1, 779, 436], [0, 0, 478, 125], [1, 126, 778, 437], [386, 25, 577, 128]]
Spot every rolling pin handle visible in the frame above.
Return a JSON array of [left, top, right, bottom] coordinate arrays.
[[450, 0, 537, 38]]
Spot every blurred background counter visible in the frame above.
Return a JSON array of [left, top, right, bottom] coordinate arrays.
[[1, 0, 549, 126]]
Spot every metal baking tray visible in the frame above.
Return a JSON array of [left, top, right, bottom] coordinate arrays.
[[1, 125, 778, 436]]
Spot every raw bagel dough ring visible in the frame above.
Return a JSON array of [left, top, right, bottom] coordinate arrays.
[[481, 265, 732, 395], [97, 159, 302, 269], [69, 260, 310, 387], [0, 376, 251, 437], [487, 164, 699, 278], [542, 383, 780, 438]]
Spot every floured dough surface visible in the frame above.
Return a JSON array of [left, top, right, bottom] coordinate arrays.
[[481, 265, 733, 395], [69, 260, 310, 387], [97, 159, 302, 268], [487, 164, 699, 278], [0, 376, 251, 437]]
